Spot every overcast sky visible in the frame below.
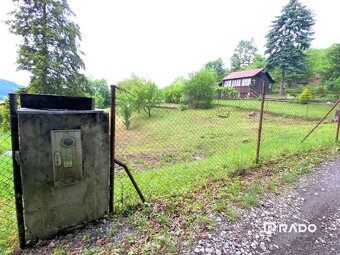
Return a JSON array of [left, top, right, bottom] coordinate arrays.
[[0, 0, 339, 88]]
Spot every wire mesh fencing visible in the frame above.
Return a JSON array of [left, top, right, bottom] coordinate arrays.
[[0, 130, 17, 255], [261, 96, 339, 161], [113, 87, 340, 212], [0, 89, 338, 252]]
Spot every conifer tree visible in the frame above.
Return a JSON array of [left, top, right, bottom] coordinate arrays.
[[7, 0, 89, 95], [265, 0, 315, 96]]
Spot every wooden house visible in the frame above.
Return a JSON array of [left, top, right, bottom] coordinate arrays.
[[220, 68, 274, 98]]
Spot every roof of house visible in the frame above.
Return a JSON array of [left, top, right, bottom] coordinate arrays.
[[222, 68, 264, 80]]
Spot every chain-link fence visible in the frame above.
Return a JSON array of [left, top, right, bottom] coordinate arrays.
[[0, 89, 339, 252], [0, 130, 17, 255], [261, 97, 339, 162], [114, 86, 340, 212]]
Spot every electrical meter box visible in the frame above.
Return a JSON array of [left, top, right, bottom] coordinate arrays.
[[51, 130, 83, 186], [17, 94, 110, 241]]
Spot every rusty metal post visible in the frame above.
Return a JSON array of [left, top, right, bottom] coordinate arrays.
[[114, 159, 145, 203], [109, 85, 116, 213], [9, 93, 26, 249], [256, 80, 266, 164]]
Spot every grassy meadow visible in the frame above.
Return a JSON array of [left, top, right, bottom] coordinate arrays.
[[0, 99, 338, 252], [216, 99, 338, 120], [114, 100, 339, 210]]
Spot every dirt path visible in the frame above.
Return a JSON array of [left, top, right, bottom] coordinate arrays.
[[187, 158, 340, 255]]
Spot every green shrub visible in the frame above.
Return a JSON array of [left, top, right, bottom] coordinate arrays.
[[179, 103, 188, 111], [0, 110, 3, 126], [183, 69, 216, 109], [117, 95, 133, 130], [326, 77, 340, 92], [216, 86, 238, 99], [94, 92, 104, 108], [299, 85, 312, 104], [140, 81, 160, 117], [315, 85, 325, 95], [87, 78, 110, 108], [330, 93, 340, 100], [118, 75, 160, 117], [1, 97, 10, 132], [163, 80, 184, 104]]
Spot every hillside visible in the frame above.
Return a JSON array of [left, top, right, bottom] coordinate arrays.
[[0, 79, 22, 100]]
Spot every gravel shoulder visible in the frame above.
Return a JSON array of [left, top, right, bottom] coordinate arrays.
[[187, 158, 340, 255]]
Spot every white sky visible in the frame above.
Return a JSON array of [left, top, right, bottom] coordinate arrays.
[[0, 0, 339, 88]]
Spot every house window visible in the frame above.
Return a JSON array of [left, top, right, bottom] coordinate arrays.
[[235, 79, 241, 86], [224, 80, 232, 86], [241, 78, 251, 86]]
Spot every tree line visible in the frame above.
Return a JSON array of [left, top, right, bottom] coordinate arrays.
[[2, 0, 339, 132], [6, 0, 339, 100]]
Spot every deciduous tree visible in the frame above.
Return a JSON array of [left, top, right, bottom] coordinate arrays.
[[163, 77, 185, 104], [204, 58, 227, 80], [230, 39, 257, 72], [324, 43, 340, 81], [118, 75, 160, 117], [88, 78, 110, 108], [183, 69, 216, 109]]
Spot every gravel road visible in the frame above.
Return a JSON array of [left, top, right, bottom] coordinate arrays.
[[187, 158, 340, 255]]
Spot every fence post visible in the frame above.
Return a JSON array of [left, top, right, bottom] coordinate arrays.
[[109, 85, 116, 213], [255, 80, 266, 164], [9, 93, 25, 249]]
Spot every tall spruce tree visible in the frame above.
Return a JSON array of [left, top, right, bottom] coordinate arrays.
[[265, 0, 315, 96], [7, 0, 89, 95]]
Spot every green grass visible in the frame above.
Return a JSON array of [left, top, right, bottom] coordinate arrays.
[[271, 86, 339, 100], [0, 99, 338, 252], [215, 99, 338, 120], [225, 205, 239, 221], [114, 101, 338, 211], [241, 193, 259, 207]]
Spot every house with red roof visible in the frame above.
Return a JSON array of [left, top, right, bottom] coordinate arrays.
[[220, 68, 274, 98]]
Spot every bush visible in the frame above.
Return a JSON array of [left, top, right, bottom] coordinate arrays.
[[163, 80, 184, 104], [299, 85, 312, 104], [0, 110, 3, 126], [141, 81, 160, 117], [118, 75, 160, 117], [94, 92, 105, 108], [315, 85, 325, 95], [1, 97, 10, 132], [216, 86, 237, 99], [179, 103, 188, 111], [326, 77, 340, 92], [117, 95, 133, 130], [87, 78, 110, 108], [182, 69, 216, 109]]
